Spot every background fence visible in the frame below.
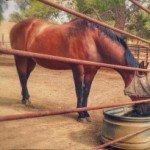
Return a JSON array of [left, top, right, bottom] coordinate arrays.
[[0, 34, 11, 48], [129, 44, 150, 64], [0, 21, 15, 48]]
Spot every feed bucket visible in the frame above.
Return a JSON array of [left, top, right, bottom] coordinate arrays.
[[102, 106, 150, 149]]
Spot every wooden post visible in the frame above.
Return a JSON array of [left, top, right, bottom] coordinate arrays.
[[2, 34, 4, 45]]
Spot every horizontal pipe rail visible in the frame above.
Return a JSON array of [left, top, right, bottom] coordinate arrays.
[[128, 44, 150, 49], [129, 0, 150, 14], [0, 99, 150, 121], [94, 126, 150, 150], [38, 0, 150, 44], [0, 48, 150, 72]]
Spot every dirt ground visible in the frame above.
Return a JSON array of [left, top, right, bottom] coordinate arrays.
[[0, 55, 132, 149]]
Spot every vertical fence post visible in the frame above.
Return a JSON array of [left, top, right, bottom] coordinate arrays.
[[0, 35, 2, 48], [146, 47, 148, 64], [137, 41, 140, 63], [2, 34, 4, 45]]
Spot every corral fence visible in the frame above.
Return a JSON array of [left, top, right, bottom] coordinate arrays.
[[128, 44, 150, 64], [0, 42, 10, 48], [1, 41, 150, 65], [0, 34, 11, 48]]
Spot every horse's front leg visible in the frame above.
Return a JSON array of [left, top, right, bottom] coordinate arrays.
[[83, 68, 98, 121], [71, 65, 86, 120]]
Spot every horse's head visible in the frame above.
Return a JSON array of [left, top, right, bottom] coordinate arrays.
[[124, 61, 150, 116]]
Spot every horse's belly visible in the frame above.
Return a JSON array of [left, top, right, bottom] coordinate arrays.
[[35, 59, 70, 70]]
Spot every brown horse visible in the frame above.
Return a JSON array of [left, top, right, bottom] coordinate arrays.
[[10, 18, 150, 121]]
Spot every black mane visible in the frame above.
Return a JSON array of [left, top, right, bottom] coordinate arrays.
[[74, 19, 138, 67]]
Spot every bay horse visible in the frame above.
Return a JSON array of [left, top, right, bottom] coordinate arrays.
[[10, 18, 150, 121]]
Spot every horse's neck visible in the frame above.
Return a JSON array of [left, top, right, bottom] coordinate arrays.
[[116, 70, 135, 88]]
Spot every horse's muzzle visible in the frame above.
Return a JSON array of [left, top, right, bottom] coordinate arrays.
[[134, 103, 150, 116]]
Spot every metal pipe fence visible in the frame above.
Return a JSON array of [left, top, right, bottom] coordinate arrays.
[[129, 0, 150, 14], [38, 0, 150, 44], [0, 99, 150, 122], [0, 48, 150, 72]]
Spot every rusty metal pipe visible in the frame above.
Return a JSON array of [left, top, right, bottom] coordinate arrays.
[[38, 0, 150, 44], [128, 44, 150, 49], [0, 99, 150, 121], [0, 48, 150, 72], [94, 126, 150, 150], [129, 0, 150, 14]]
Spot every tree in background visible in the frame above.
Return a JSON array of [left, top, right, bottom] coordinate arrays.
[[0, 0, 8, 21], [76, 0, 128, 30], [52, 0, 76, 23], [76, 0, 150, 39], [9, 0, 75, 23], [0, 4, 3, 21], [126, 1, 150, 40], [76, 0, 150, 30], [127, 10, 150, 39], [9, 0, 59, 22]]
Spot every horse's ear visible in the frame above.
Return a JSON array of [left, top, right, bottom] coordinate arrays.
[[139, 61, 145, 68]]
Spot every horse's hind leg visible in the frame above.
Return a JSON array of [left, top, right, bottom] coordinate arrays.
[[26, 58, 36, 80], [15, 56, 36, 104]]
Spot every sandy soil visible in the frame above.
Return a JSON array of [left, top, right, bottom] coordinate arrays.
[[0, 55, 131, 149]]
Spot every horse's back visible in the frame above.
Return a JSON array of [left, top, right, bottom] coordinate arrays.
[[10, 18, 100, 70], [10, 18, 49, 50]]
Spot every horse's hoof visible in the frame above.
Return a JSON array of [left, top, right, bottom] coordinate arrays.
[[86, 117, 92, 122], [26, 100, 32, 106], [21, 100, 32, 105], [77, 118, 87, 123], [22, 100, 27, 105]]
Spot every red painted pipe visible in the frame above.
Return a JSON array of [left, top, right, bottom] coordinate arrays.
[[129, 0, 150, 15], [38, 0, 150, 44], [0, 48, 150, 72], [94, 126, 150, 150], [0, 99, 150, 121]]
